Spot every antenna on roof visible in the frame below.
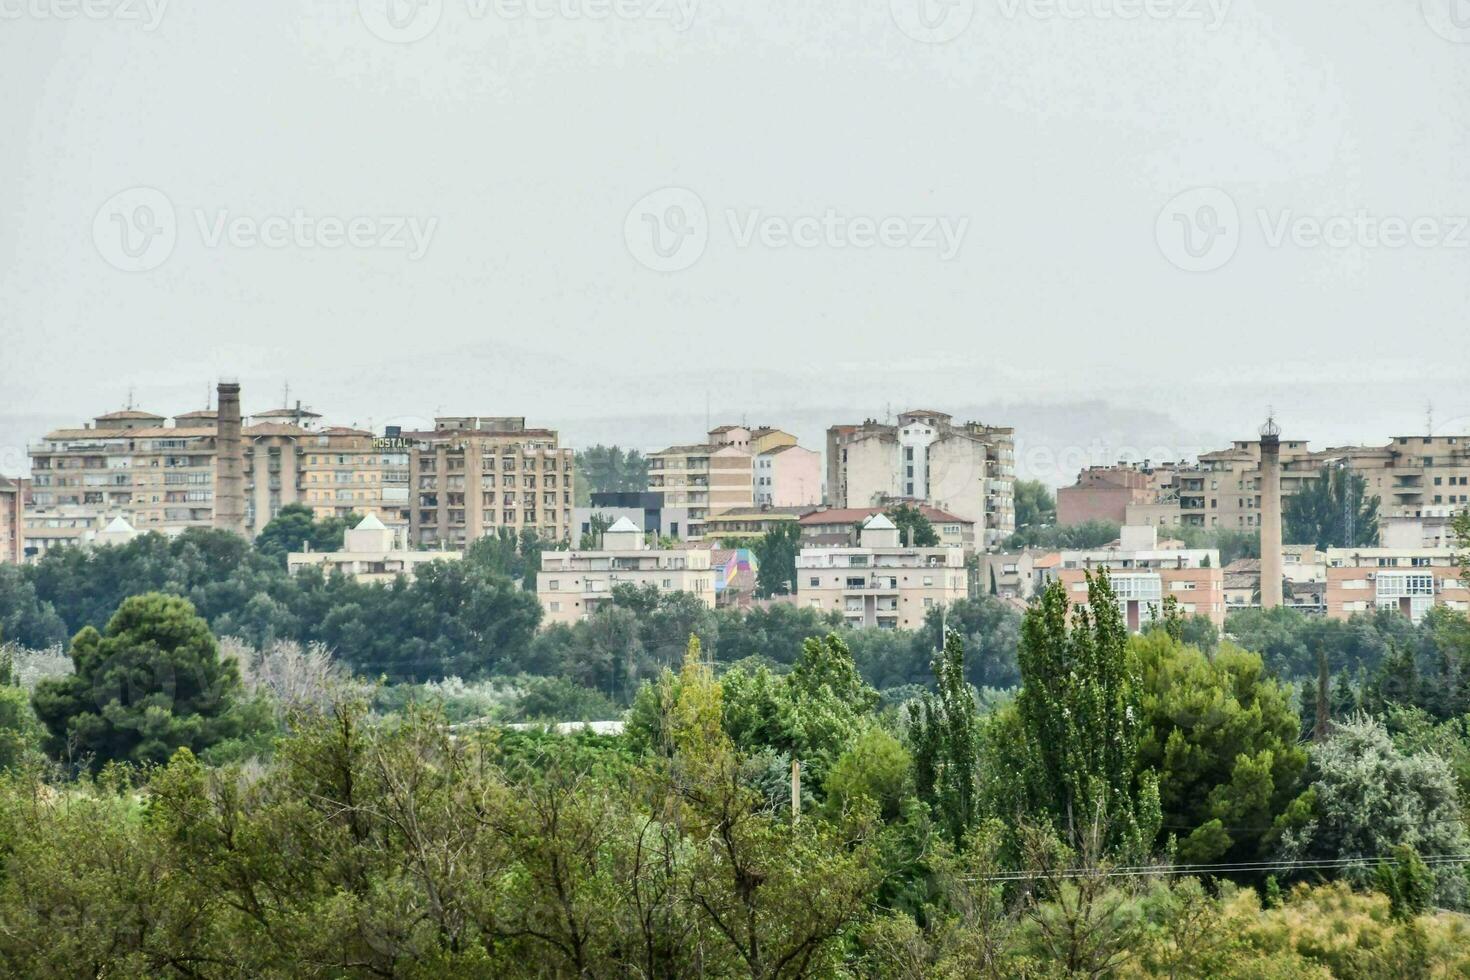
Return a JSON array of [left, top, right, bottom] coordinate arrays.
[[126, 386, 135, 410], [1427, 400, 1434, 436]]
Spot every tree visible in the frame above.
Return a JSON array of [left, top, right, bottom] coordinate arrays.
[[254, 503, 360, 565], [0, 565, 67, 650], [908, 629, 981, 845], [1007, 520, 1120, 551], [1014, 479, 1056, 530], [1011, 575, 1160, 857], [885, 504, 939, 547], [575, 445, 649, 495], [578, 511, 615, 549], [1132, 632, 1307, 864], [31, 593, 261, 770], [1275, 715, 1469, 907], [751, 522, 801, 597], [1284, 464, 1379, 550]]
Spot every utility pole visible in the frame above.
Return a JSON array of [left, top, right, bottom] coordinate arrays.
[[790, 758, 800, 823]]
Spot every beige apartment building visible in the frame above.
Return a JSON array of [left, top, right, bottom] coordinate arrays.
[[405, 417, 575, 549], [700, 505, 815, 543], [647, 428, 756, 539], [799, 504, 976, 551], [795, 513, 967, 630], [1322, 547, 1469, 622], [536, 517, 715, 625], [27, 402, 434, 542], [826, 410, 1014, 548], [0, 477, 23, 564], [1045, 526, 1226, 630]]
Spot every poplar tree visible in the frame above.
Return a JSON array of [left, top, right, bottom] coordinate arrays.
[[1015, 573, 1160, 858]]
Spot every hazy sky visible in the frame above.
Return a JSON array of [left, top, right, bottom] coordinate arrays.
[[3, 0, 1468, 483]]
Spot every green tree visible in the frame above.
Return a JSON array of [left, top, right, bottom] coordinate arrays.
[[1014, 478, 1057, 530], [31, 593, 261, 770], [254, 503, 361, 565], [908, 629, 981, 845], [1007, 520, 1120, 551], [1132, 632, 1307, 864], [885, 504, 940, 547], [1012, 575, 1160, 857], [575, 445, 649, 495], [1284, 464, 1380, 549], [751, 521, 802, 597]]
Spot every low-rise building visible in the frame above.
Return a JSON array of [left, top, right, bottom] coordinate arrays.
[[701, 505, 817, 543], [536, 517, 715, 625], [795, 514, 966, 630], [799, 505, 975, 551], [1322, 547, 1469, 622], [1047, 525, 1226, 630], [575, 492, 691, 543], [287, 513, 460, 584]]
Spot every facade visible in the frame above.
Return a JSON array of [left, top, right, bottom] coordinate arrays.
[[403, 417, 575, 549], [287, 514, 459, 584], [1058, 465, 1161, 525], [536, 517, 715, 625], [799, 504, 975, 551], [795, 514, 966, 630], [826, 410, 1014, 548], [575, 491, 691, 542], [301, 428, 412, 530], [646, 428, 756, 539], [1322, 547, 1469, 622], [982, 550, 1043, 601], [0, 477, 24, 564], [700, 505, 816, 543], [1046, 525, 1226, 630], [755, 444, 822, 507]]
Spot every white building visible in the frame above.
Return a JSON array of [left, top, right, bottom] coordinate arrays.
[[287, 513, 461, 584], [796, 513, 966, 630], [536, 517, 715, 625]]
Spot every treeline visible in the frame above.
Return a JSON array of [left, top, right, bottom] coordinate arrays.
[[0, 525, 1030, 703], [0, 573, 1468, 976]]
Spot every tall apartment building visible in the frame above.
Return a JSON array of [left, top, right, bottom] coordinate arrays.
[[0, 477, 23, 564], [537, 517, 714, 625], [796, 513, 967, 629], [715, 425, 822, 507], [647, 427, 756, 539], [826, 410, 1015, 548], [404, 417, 575, 549], [1043, 525, 1226, 630], [1060, 431, 1470, 535], [26, 401, 423, 542], [1323, 546, 1468, 622]]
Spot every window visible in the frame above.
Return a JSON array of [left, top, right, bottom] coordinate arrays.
[[548, 580, 559, 591], [548, 601, 561, 612], [809, 576, 820, 588], [922, 576, 933, 586]]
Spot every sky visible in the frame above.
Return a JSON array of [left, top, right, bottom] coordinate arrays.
[[2, 0, 1468, 486]]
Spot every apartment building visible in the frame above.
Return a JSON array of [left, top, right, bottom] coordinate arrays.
[[799, 504, 976, 551], [575, 492, 691, 542], [1323, 547, 1469, 622], [27, 403, 428, 541], [536, 517, 715, 625], [647, 428, 755, 539], [795, 513, 966, 630], [405, 417, 575, 549], [700, 505, 816, 543], [1045, 525, 1226, 630], [0, 477, 23, 564], [287, 513, 459, 584], [826, 410, 1014, 548], [1065, 431, 1470, 534]]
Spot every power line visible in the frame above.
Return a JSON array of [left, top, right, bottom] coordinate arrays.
[[962, 853, 1470, 883]]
